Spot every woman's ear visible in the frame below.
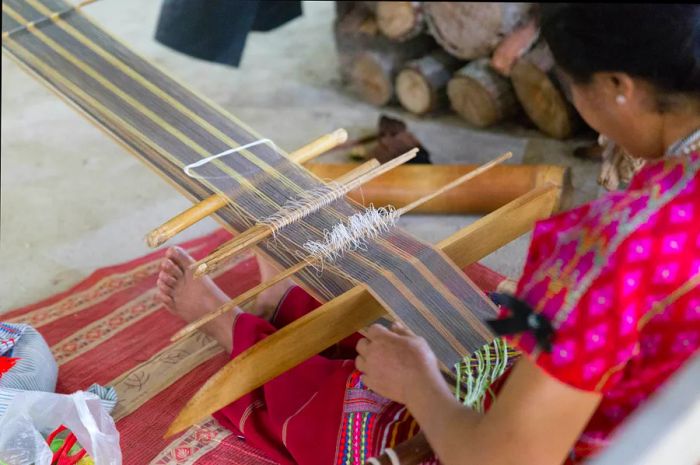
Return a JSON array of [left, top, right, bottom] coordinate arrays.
[[608, 72, 636, 106]]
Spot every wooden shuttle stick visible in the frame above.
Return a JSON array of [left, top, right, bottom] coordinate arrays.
[[290, 128, 349, 164], [192, 149, 418, 277], [172, 152, 511, 341], [146, 129, 348, 248]]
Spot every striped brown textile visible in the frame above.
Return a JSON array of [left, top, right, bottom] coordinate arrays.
[[2, 0, 497, 368]]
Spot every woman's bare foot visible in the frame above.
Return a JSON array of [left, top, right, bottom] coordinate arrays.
[[156, 246, 297, 350], [156, 247, 235, 352]]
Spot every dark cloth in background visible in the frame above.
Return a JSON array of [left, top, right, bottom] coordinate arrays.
[[155, 0, 302, 67]]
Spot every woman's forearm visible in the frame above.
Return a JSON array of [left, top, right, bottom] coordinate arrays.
[[405, 358, 602, 465], [405, 371, 484, 465]]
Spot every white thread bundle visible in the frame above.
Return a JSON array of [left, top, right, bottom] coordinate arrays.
[[302, 206, 399, 264], [183, 139, 274, 178]]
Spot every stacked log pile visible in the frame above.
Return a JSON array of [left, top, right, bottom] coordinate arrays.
[[334, 2, 583, 139]]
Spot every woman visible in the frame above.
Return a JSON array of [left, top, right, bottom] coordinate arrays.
[[157, 4, 699, 464]]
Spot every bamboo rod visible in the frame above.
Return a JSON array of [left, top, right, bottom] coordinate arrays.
[[145, 128, 349, 248], [319, 149, 418, 200], [292, 128, 348, 164], [173, 152, 510, 341], [192, 150, 418, 277], [192, 158, 380, 277], [165, 183, 562, 437], [394, 152, 511, 215], [303, 163, 571, 215]]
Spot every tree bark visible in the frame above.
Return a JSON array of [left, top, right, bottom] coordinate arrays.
[[490, 18, 539, 76]]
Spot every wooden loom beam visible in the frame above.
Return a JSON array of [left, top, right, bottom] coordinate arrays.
[[166, 182, 563, 436]]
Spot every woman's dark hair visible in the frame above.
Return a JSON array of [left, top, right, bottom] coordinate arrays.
[[539, 4, 700, 95]]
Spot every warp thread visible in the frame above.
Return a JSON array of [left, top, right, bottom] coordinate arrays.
[[3, 0, 500, 373], [2, 0, 98, 39]]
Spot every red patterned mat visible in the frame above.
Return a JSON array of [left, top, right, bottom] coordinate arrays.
[[3, 229, 504, 464]]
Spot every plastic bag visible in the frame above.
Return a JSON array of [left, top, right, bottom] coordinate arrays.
[[0, 389, 121, 465]]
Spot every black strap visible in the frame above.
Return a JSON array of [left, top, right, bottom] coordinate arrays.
[[486, 292, 554, 353]]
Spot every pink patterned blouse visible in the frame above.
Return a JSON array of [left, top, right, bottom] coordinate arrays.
[[503, 152, 700, 462]]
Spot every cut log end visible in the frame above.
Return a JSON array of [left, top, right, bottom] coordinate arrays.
[[425, 2, 534, 59], [395, 50, 461, 115], [350, 52, 395, 106], [447, 59, 517, 128], [448, 75, 499, 127], [376, 1, 424, 41], [396, 68, 433, 115], [511, 58, 576, 139]]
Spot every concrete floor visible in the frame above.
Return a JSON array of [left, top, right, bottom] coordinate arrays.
[[0, 1, 603, 313]]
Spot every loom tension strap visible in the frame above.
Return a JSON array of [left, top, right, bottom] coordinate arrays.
[[487, 292, 554, 353]]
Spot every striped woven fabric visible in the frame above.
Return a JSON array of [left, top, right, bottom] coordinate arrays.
[[0, 322, 58, 394], [1, 0, 497, 368], [0, 323, 27, 355]]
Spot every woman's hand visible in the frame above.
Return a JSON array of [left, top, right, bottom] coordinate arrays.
[[355, 322, 444, 405]]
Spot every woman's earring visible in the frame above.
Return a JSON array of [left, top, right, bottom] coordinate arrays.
[[616, 95, 627, 105]]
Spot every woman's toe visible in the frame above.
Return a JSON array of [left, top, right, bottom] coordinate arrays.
[[162, 259, 181, 279], [157, 277, 174, 294], [169, 246, 195, 270], [156, 291, 174, 307]]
